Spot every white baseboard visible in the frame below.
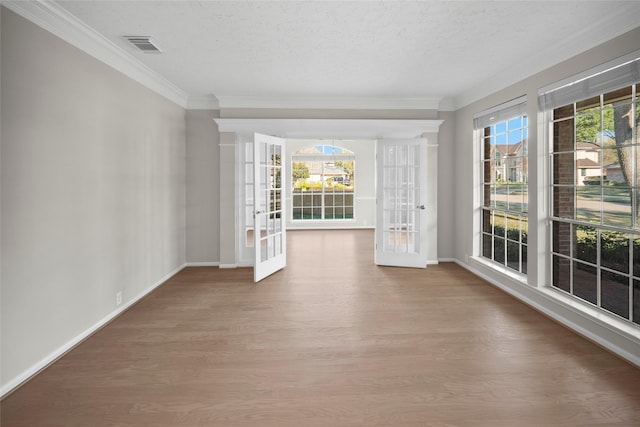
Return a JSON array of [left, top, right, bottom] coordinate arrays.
[[287, 226, 375, 230], [184, 262, 219, 267], [0, 263, 187, 399], [219, 263, 238, 269]]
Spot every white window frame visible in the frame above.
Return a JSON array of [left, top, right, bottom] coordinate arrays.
[[291, 146, 356, 222], [540, 50, 640, 327], [474, 96, 529, 277]]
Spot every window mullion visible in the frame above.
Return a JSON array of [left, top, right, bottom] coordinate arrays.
[[321, 161, 325, 220], [629, 235, 634, 323]]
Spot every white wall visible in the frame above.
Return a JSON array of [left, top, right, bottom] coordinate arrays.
[[452, 26, 640, 365], [285, 139, 376, 229], [1, 9, 187, 393]]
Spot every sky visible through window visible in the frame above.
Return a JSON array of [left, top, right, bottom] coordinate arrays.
[[488, 116, 528, 145], [313, 145, 351, 155]]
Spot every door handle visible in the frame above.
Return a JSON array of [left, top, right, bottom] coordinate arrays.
[[416, 205, 426, 210], [254, 210, 263, 215]]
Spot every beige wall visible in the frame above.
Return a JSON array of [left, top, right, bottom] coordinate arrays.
[[436, 111, 455, 260], [186, 110, 220, 263], [1, 8, 186, 392]]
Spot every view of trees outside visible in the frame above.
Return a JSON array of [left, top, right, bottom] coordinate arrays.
[[291, 151, 355, 220], [552, 84, 640, 324]]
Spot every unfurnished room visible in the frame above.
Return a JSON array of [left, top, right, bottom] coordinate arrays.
[[2, 1, 640, 425]]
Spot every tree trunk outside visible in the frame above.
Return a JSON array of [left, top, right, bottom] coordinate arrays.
[[613, 102, 640, 226]]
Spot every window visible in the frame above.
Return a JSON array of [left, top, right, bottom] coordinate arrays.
[[291, 145, 355, 220], [477, 98, 528, 274], [543, 53, 640, 325]]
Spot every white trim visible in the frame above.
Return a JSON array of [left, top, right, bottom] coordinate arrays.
[[236, 261, 253, 268], [214, 118, 443, 139], [185, 262, 220, 267], [438, 98, 456, 112], [426, 260, 440, 265], [219, 263, 238, 269], [455, 4, 640, 110], [3, 0, 188, 108], [457, 258, 640, 368], [0, 263, 186, 399], [470, 256, 528, 286], [287, 226, 375, 229], [186, 95, 220, 110], [216, 95, 442, 111]]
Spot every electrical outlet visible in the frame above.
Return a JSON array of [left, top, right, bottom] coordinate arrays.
[[116, 291, 122, 306]]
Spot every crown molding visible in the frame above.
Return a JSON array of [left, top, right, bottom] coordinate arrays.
[[186, 95, 220, 110], [437, 97, 456, 112], [3, 0, 189, 108], [215, 95, 443, 111], [454, 3, 640, 110], [214, 118, 443, 139]]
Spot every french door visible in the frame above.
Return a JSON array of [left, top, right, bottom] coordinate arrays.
[[253, 133, 286, 282], [375, 139, 428, 268]]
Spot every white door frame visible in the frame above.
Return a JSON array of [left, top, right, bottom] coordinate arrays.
[[214, 119, 442, 268], [375, 139, 429, 268]]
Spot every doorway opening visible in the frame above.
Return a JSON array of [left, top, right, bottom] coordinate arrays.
[[238, 138, 375, 266], [213, 117, 442, 274]]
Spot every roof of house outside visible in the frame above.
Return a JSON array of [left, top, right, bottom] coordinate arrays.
[[577, 141, 600, 150], [494, 141, 524, 156], [576, 158, 600, 168]]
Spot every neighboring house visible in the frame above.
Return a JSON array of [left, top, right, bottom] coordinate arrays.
[[576, 142, 602, 185], [306, 162, 348, 184], [605, 163, 626, 183], [576, 158, 601, 185], [492, 141, 527, 183]]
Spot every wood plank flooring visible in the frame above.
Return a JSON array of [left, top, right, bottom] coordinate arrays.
[[2, 229, 640, 426]]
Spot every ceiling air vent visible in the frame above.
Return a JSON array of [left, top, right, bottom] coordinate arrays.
[[124, 36, 164, 54]]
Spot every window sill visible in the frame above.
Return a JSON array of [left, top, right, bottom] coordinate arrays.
[[537, 286, 640, 340], [469, 256, 528, 286]]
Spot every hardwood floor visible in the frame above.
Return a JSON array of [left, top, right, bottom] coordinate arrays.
[[2, 229, 640, 426]]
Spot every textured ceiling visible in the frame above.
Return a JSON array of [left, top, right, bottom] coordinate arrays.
[[56, 1, 640, 109]]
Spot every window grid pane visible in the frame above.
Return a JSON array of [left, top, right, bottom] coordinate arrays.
[[551, 84, 640, 324], [481, 113, 528, 274], [292, 153, 355, 221]]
